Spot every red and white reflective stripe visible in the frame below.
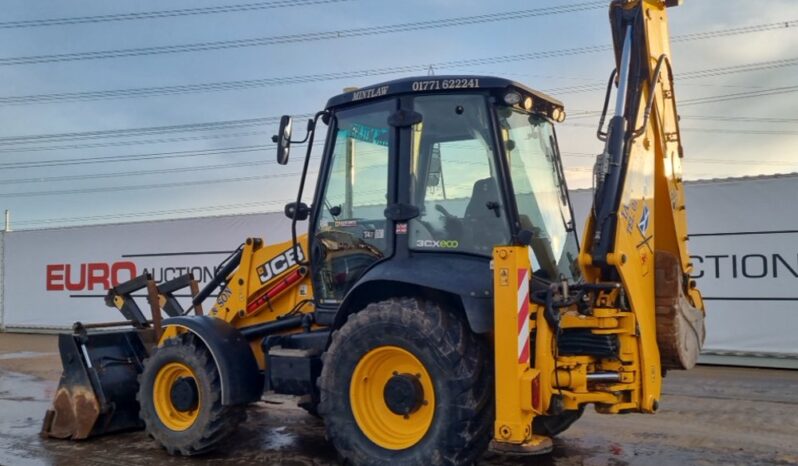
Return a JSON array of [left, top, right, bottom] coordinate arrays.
[[517, 268, 531, 364]]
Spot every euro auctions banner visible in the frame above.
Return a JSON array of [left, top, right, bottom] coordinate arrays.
[[571, 173, 798, 359], [2, 212, 293, 328]]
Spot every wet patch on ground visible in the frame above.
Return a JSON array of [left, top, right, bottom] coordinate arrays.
[[1, 342, 797, 466]]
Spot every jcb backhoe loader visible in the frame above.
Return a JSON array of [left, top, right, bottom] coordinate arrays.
[[42, 0, 705, 463]]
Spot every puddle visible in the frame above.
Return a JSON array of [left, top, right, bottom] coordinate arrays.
[[0, 371, 54, 431], [0, 370, 56, 466], [262, 426, 298, 450]]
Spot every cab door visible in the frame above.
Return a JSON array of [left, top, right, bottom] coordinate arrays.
[[309, 99, 397, 306]]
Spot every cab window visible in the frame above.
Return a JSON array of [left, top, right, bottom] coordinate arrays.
[[409, 94, 510, 256], [312, 99, 394, 304]]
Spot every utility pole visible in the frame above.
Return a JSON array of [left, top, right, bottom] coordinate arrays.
[[0, 210, 6, 331]]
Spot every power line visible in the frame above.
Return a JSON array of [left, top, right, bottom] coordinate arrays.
[[0, 2, 606, 66], [0, 115, 295, 145], [0, 145, 267, 169], [0, 19, 789, 106], [0, 172, 302, 198], [0, 56, 792, 149], [0, 160, 297, 185], [566, 121, 798, 136], [680, 84, 798, 106], [1, 81, 795, 172], [567, 84, 798, 120], [0, 45, 600, 105], [0, 140, 330, 170], [0, 46, 597, 105], [13, 201, 290, 227], [3, 134, 792, 184], [0, 114, 314, 146], [0, 0, 352, 29], [0, 158, 594, 198], [0, 54, 792, 146], [8, 82, 796, 156], [1, 82, 795, 169], [546, 57, 798, 94], [672, 20, 798, 43], [680, 115, 798, 124], [0, 129, 264, 153], [562, 152, 798, 167]]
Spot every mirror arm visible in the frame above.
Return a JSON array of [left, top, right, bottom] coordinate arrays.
[[291, 110, 328, 267], [292, 119, 316, 144]]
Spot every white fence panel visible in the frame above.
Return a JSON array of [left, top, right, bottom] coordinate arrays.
[[570, 174, 798, 360], [2, 213, 292, 329], [2, 174, 796, 364]]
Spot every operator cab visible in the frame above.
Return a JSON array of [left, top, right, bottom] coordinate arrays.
[[276, 75, 580, 308]]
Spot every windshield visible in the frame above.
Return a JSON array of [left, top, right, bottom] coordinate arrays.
[[497, 108, 580, 280]]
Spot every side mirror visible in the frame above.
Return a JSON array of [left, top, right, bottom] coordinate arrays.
[[284, 201, 310, 221], [272, 115, 293, 165]]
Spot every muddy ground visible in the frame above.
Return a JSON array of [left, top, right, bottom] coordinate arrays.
[[0, 333, 796, 466]]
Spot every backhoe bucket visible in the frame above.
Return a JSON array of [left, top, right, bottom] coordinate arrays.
[[42, 328, 153, 439]]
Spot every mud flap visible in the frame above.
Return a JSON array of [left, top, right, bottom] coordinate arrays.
[[42, 328, 153, 439], [655, 250, 706, 370]]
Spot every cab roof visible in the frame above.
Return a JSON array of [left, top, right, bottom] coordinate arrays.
[[324, 75, 564, 113]]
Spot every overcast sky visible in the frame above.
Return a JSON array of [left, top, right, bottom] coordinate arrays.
[[0, 0, 796, 229]]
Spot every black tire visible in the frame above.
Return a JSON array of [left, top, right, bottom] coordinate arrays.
[[137, 334, 245, 456], [318, 297, 492, 466], [532, 406, 584, 436], [298, 394, 321, 418]]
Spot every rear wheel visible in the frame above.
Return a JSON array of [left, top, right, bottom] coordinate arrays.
[[318, 297, 492, 466], [137, 334, 245, 455]]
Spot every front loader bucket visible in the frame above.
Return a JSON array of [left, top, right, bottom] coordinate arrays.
[[42, 328, 153, 439]]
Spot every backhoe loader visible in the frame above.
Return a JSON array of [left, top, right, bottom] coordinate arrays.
[[42, 0, 705, 463]]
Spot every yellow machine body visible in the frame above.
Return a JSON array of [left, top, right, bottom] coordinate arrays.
[[160, 235, 316, 366], [44, 1, 706, 462]]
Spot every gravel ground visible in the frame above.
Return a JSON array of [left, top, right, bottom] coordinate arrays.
[[1, 332, 796, 466]]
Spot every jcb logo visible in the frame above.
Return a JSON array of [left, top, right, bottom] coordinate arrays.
[[415, 239, 459, 249], [257, 246, 305, 284]]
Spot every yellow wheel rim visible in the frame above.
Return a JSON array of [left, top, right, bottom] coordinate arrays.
[[350, 346, 435, 450], [153, 362, 200, 431]]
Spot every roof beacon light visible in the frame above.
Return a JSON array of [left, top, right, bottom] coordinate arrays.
[[503, 91, 522, 106]]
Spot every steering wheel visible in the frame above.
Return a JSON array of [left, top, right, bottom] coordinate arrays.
[[435, 204, 455, 219], [435, 204, 464, 238]]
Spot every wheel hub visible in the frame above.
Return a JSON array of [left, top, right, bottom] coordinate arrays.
[[383, 373, 424, 416], [350, 345, 436, 450], [170, 377, 199, 412], [153, 362, 200, 431]]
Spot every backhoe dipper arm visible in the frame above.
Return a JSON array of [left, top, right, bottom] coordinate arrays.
[[584, 0, 705, 374]]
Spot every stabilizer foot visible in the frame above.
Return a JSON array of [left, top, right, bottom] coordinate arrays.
[[489, 435, 553, 456]]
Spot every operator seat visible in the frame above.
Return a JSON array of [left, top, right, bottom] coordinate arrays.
[[463, 178, 506, 254]]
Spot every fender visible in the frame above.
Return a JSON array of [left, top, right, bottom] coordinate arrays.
[[337, 254, 494, 333], [162, 316, 263, 405]]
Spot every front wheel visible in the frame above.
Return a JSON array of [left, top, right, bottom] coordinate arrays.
[[137, 334, 245, 455], [318, 297, 492, 466]]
